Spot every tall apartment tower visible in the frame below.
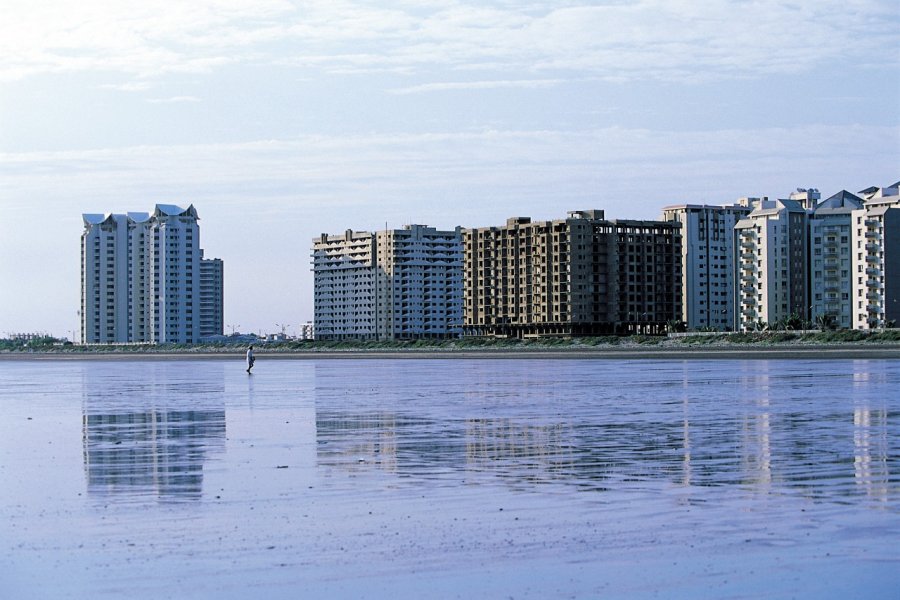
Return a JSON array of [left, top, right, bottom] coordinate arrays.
[[852, 182, 900, 329], [809, 191, 864, 329], [734, 195, 811, 330], [199, 253, 224, 338], [661, 200, 754, 330], [312, 225, 463, 340], [463, 210, 681, 337], [312, 230, 377, 340], [81, 204, 220, 344], [81, 212, 151, 343]]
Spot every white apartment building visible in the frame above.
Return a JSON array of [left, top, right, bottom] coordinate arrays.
[[851, 182, 900, 329], [81, 213, 149, 343], [735, 195, 811, 330], [312, 230, 378, 340], [81, 204, 219, 344], [809, 191, 864, 329], [312, 225, 463, 340], [661, 200, 754, 330]]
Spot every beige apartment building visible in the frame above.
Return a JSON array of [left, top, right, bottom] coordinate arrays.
[[852, 182, 900, 329], [735, 196, 811, 330], [463, 210, 681, 337]]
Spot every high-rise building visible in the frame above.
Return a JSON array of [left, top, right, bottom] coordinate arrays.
[[852, 182, 900, 329], [463, 210, 681, 337], [199, 253, 224, 338], [809, 190, 864, 329], [312, 225, 463, 340], [661, 200, 754, 330], [734, 195, 812, 330], [81, 204, 221, 344]]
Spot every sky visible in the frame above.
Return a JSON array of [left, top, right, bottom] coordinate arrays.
[[1, 0, 898, 339]]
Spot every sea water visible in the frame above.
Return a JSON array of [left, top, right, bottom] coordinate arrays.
[[0, 358, 898, 599]]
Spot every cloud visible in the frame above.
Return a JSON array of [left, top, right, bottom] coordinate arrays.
[[2, 124, 896, 221], [146, 95, 201, 103], [389, 78, 567, 94], [2, 1, 896, 83]]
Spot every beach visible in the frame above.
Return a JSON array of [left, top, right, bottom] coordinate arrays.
[[3, 343, 900, 361], [2, 356, 898, 599]]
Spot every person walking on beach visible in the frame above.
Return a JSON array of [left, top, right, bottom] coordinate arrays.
[[246, 345, 255, 374]]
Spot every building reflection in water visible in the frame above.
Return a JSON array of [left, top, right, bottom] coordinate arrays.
[[852, 365, 890, 503], [313, 361, 896, 500], [82, 362, 226, 501]]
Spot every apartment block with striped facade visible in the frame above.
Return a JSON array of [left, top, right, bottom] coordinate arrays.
[[312, 225, 463, 340]]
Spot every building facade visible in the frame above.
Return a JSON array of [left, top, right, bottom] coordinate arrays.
[[463, 210, 681, 337], [312, 225, 463, 340], [809, 191, 864, 329], [81, 204, 221, 344], [735, 196, 811, 330], [661, 200, 754, 330], [852, 182, 900, 329], [199, 253, 224, 338]]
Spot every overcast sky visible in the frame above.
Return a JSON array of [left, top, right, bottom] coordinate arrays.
[[1, 0, 898, 339]]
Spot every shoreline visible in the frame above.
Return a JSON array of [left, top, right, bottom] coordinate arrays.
[[3, 343, 900, 360]]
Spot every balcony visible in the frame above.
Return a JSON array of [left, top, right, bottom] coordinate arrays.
[[740, 241, 756, 249], [865, 230, 880, 239], [866, 267, 881, 276], [866, 254, 880, 263], [742, 285, 756, 294], [741, 274, 756, 283], [866, 279, 882, 288], [742, 297, 757, 306], [865, 219, 879, 227], [867, 291, 881, 301], [741, 252, 755, 261], [866, 243, 881, 252], [823, 239, 838, 248], [742, 308, 757, 317], [867, 305, 881, 313]]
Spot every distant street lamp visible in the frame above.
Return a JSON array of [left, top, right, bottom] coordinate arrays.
[[228, 324, 240, 335]]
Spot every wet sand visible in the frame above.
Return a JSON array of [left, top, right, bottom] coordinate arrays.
[[2, 358, 898, 599]]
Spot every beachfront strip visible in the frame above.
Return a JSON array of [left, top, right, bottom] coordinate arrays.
[[312, 181, 899, 340]]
